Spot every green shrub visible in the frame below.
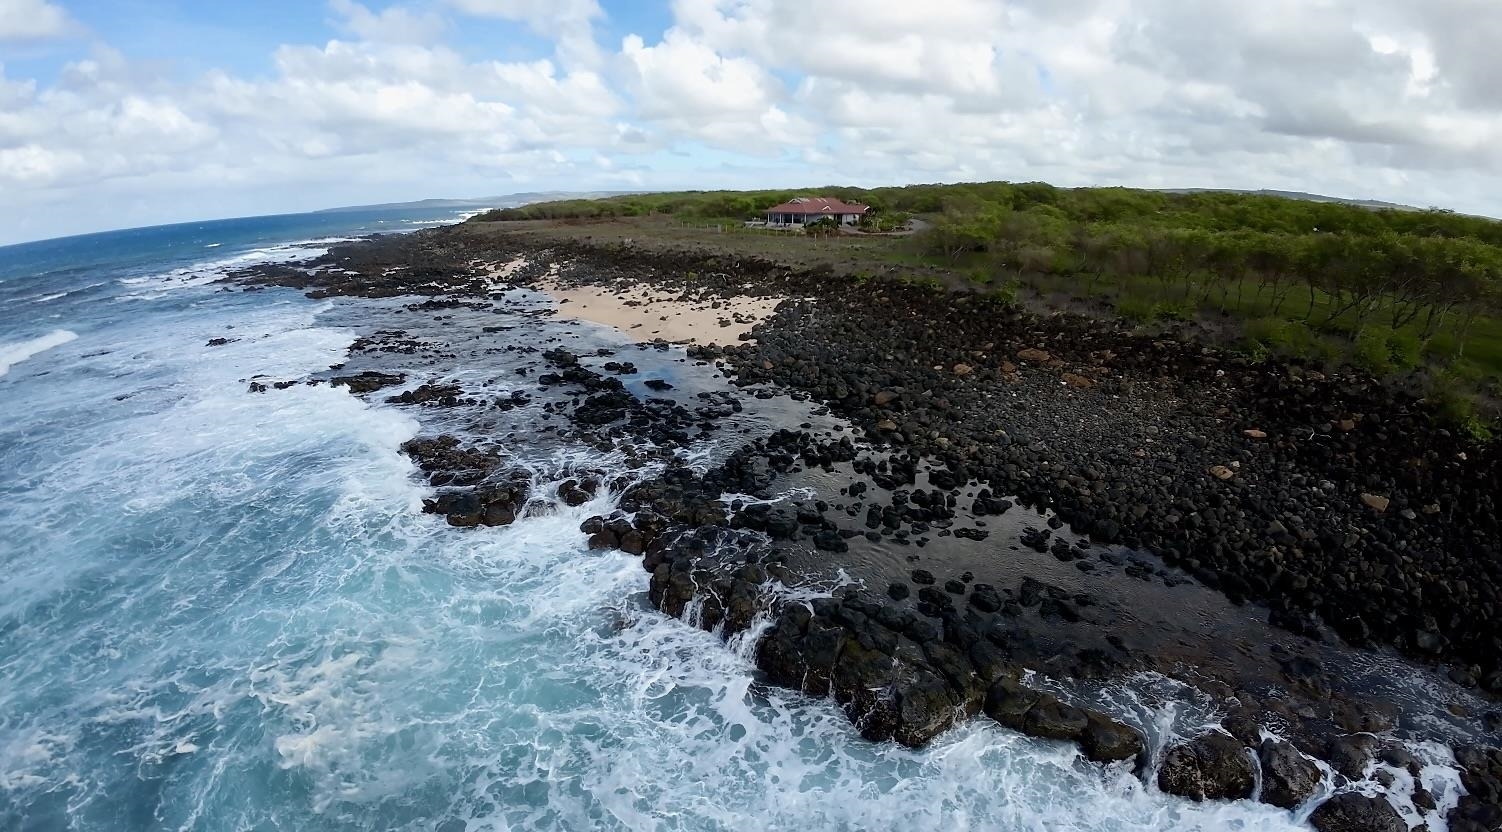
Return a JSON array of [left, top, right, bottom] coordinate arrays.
[[1352, 330, 1396, 374], [1238, 337, 1272, 363], [1385, 330, 1422, 371], [1115, 295, 1158, 324], [1244, 316, 1287, 345], [1154, 299, 1195, 321], [986, 280, 1020, 308], [1423, 332, 1461, 361], [1428, 372, 1495, 441]]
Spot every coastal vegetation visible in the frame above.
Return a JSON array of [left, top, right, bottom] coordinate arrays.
[[472, 182, 1502, 431]]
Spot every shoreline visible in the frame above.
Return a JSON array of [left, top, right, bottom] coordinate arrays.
[[230, 221, 1502, 831], [541, 276, 781, 345]]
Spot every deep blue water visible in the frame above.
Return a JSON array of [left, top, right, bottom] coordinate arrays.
[[0, 209, 1448, 830]]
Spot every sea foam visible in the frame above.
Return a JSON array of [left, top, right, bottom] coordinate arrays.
[[0, 328, 77, 378]]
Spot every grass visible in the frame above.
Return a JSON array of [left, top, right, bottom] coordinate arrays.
[[462, 215, 1502, 432]]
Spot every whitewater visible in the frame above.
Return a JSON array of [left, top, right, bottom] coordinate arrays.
[[0, 210, 1386, 830]]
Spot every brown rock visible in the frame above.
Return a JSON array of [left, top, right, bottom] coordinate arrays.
[[1309, 793, 1405, 832], [1017, 348, 1052, 363], [1360, 493, 1390, 513], [875, 419, 898, 431], [953, 363, 974, 376], [999, 360, 1017, 373], [1209, 465, 1235, 481], [1338, 418, 1357, 432], [873, 390, 900, 406], [1157, 732, 1255, 801], [1243, 429, 1267, 440], [1061, 372, 1094, 389]]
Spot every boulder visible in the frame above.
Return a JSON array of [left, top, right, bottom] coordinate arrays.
[[1017, 348, 1052, 363], [1360, 493, 1390, 513], [558, 479, 595, 507], [1080, 714, 1145, 764], [1157, 732, 1255, 801], [892, 668, 960, 747], [330, 371, 406, 394], [1308, 793, 1405, 832], [1257, 738, 1322, 809], [482, 501, 516, 527], [982, 677, 1043, 730], [812, 529, 849, 552], [1021, 696, 1089, 742], [1325, 734, 1378, 780]]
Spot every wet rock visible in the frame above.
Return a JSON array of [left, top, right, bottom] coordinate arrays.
[[387, 382, 465, 406], [1308, 792, 1405, 832], [331, 371, 406, 393], [1079, 714, 1145, 764], [558, 479, 596, 507], [1326, 734, 1378, 780], [618, 529, 647, 555], [1258, 738, 1322, 809], [981, 676, 1043, 730], [1020, 696, 1089, 742], [968, 585, 1003, 613], [1157, 732, 1255, 801], [892, 667, 960, 747], [482, 501, 516, 527], [812, 529, 849, 553]]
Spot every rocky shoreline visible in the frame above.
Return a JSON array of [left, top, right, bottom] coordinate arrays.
[[233, 224, 1502, 831]]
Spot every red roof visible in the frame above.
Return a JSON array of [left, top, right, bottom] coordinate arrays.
[[764, 196, 870, 215]]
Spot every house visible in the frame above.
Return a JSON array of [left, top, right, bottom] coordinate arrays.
[[763, 196, 870, 227]]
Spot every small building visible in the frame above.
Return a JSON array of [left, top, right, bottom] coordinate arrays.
[[764, 196, 870, 227]]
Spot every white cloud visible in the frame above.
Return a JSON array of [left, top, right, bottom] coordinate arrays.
[[618, 27, 818, 150], [446, 0, 603, 66], [0, 0, 74, 41], [5, 0, 1502, 244], [329, 0, 446, 45]]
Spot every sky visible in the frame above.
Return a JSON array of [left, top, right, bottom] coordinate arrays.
[[2, 0, 1502, 244]]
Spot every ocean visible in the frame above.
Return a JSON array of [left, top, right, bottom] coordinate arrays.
[[0, 207, 1407, 830]]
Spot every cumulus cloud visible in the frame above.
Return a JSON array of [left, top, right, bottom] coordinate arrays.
[[329, 0, 447, 45], [0, 0, 74, 42], [446, 0, 604, 65], [4, 0, 1502, 243], [619, 29, 816, 149], [643, 0, 1502, 204]]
